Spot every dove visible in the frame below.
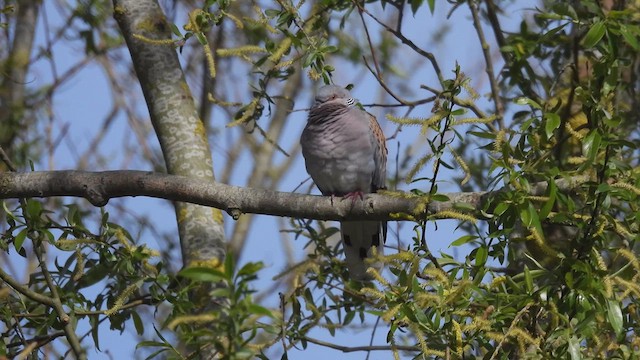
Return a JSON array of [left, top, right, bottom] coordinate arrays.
[[300, 84, 387, 281]]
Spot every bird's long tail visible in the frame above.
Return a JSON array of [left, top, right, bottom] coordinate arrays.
[[340, 221, 386, 281]]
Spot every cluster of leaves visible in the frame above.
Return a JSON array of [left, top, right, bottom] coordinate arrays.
[[0, 199, 167, 357], [279, 1, 640, 359], [141, 256, 276, 359]]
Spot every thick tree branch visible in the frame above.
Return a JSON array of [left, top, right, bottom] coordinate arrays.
[[0, 171, 589, 221]]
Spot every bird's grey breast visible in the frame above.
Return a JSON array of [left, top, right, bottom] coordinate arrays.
[[301, 105, 375, 195]]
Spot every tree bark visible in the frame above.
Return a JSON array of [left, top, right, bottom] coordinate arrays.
[[112, 0, 225, 268]]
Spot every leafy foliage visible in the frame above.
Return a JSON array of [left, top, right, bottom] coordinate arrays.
[[1, 0, 640, 359]]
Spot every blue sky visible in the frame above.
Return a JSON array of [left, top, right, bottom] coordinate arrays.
[[11, 0, 538, 358]]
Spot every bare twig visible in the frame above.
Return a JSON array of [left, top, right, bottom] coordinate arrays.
[[354, 1, 444, 85], [33, 240, 86, 359], [303, 336, 420, 353], [0, 267, 56, 307], [468, 0, 505, 128]]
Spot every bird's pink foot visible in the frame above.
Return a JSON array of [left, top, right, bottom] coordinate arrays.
[[342, 191, 365, 205]]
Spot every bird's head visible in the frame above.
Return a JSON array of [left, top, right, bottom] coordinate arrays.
[[313, 85, 356, 108]]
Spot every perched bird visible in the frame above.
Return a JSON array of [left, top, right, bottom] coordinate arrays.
[[300, 84, 387, 280]]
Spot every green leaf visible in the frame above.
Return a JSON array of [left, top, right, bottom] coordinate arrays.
[[524, 266, 533, 293], [25, 199, 42, 221], [467, 131, 496, 139], [450, 235, 478, 247], [582, 130, 602, 160], [582, 21, 606, 48], [567, 335, 581, 360], [195, 32, 208, 45], [430, 193, 450, 202], [607, 300, 624, 336], [170, 23, 182, 37], [474, 246, 488, 267], [494, 202, 510, 216], [132, 311, 145, 336], [514, 97, 542, 109], [544, 113, 561, 139], [409, 0, 424, 15], [248, 304, 275, 318], [14, 228, 27, 252], [620, 24, 640, 50], [178, 267, 225, 282], [427, 0, 435, 13], [237, 261, 264, 277], [539, 180, 557, 220]]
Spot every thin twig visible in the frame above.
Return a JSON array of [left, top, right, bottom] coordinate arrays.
[[489, 303, 533, 360], [468, 0, 505, 128], [303, 336, 420, 353], [0, 269, 56, 307], [33, 241, 86, 359], [354, 1, 444, 85]]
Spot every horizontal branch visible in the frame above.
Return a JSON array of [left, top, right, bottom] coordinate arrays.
[[0, 171, 587, 222]]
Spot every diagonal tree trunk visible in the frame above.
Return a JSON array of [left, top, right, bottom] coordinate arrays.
[[112, 0, 225, 271]]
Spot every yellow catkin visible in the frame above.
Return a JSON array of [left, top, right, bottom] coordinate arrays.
[[594, 218, 607, 237], [592, 248, 608, 271], [220, 10, 243, 29], [611, 182, 640, 196], [463, 317, 491, 332], [445, 281, 471, 305], [204, 43, 216, 78], [381, 303, 402, 322], [56, 238, 101, 249], [226, 99, 258, 127], [216, 45, 267, 57], [104, 281, 141, 316], [565, 121, 585, 140], [207, 93, 242, 107], [603, 275, 614, 298], [368, 266, 390, 287], [612, 220, 634, 238], [269, 37, 292, 63], [453, 115, 497, 125], [452, 320, 463, 356], [493, 129, 506, 153], [509, 327, 539, 347], [307, 68, 321, 80], [613, 277, 640, 298], [389, 333, 401, 360], [385, 113, 432, 126], [430, 210, 477, 224], [567, 156, 587, 164], [168, 314, 217, 330], [359, 287, 386, 301], [274, 58, 296, 69], [414, 292, 442, 307], [73, 248, 84, 281], [409, 322, 429, 356], [507, 158, 525, 165], [132, 33, 174, 46], [422, 267, 450, 285], [526, 196, 549, 202], [185, 9, 203, 32], [490, 276, 507, 288], [450, 146, 471, 185], [527, 228, 558, 257], [617, 248, 640, 272], [405, 153, 432, 184]]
